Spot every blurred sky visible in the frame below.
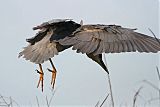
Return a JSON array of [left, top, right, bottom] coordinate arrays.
[[0, 0, 159, 106]]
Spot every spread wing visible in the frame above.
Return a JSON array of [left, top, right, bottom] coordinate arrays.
[[59, 24, 160, 55], [19, 28, 60, 64], [19, 19, 81, 64], [26, 19, 73, 45]]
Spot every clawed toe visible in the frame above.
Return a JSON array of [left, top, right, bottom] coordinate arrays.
[[47, 68, 52, 72], [35, 59, 57, 92]]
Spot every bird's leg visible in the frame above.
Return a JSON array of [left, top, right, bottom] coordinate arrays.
[[47, 58, 57, 89], [36, 64, 44, 92]]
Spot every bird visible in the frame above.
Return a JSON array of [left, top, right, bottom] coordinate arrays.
[[19, 19, 160, 92], [19, 19, 81, 91]]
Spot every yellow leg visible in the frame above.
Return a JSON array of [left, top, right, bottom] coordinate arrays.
[[47, 58, 57, 89], [36, 64, 44, 92]]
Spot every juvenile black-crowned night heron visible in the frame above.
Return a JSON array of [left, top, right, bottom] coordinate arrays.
[[19, 19, 160, 92]]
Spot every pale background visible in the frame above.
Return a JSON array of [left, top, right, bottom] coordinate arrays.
[[0, 0, 159, 106]]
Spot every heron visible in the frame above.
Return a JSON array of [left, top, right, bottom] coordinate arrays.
[[19, 19, 160, 92]]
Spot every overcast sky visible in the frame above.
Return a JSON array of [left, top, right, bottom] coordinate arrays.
[[0, 0, 159, 106]]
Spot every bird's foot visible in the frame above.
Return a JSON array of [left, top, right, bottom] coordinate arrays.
[[36, 69, 44, 92], [47, 68, 56, 89]]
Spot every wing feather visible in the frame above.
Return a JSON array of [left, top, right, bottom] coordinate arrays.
[[137, 39, 151, 52], [94, 40, 104, 55], [129, 40, 137, 52], [139, 39, 157, 52], [126, 40, 133, 52], [72, 41, 82, 50], [19, 30, 59, 64], [80, 41, 94, 54], [121, 41, 128, 52], [109, 42, 114, 53], [59, 24, 160, 55], [116, 42, 122, 53], [78, 41, 90, 53], [145, 38, 160, 50], [74, 41, 86, 53], [85, 42, 97, 53], [104, 42, 110, 53], [113, 42, 119, 53], [134, 39, 145, 52]]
